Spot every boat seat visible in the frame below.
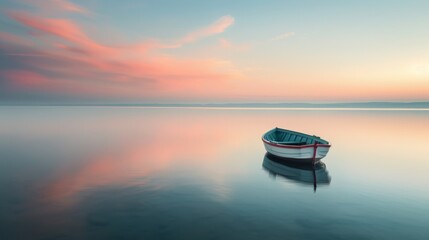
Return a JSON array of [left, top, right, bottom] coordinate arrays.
[[274, 141, 308, 146]]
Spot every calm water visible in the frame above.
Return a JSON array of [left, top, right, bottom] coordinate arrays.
[[1, 107, 428, 239]]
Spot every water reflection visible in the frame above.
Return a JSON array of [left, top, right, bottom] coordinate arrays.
[[1, 107, 429, 239], [263, 153, 331, 192]]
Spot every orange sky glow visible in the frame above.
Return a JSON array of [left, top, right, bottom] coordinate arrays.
[[0, 0, 428, 103]]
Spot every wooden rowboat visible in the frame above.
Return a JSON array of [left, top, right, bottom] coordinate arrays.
[[262, 128, 331, 163]]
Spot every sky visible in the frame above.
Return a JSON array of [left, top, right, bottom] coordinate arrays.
[[0, 0, 428, 103]]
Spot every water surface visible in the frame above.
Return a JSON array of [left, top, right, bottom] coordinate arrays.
[[0, 107, 428, 239]]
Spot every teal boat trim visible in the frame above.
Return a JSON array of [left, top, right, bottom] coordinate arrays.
[[262, 128, 331, 149]]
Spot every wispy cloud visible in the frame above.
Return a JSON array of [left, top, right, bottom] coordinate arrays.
[[51, 0, 88, 14], [0, 5, 239, 100], [24, 0, 90, 15], [9, 12, 100, 47], [181, 15, 235, 44], [271, 32, 295, 41], [218, 38, 251, 52], [8, 11, 112, 55], [136, 15, 236, 50]]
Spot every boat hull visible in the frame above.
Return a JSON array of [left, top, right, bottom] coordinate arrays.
[[263, 140, 330, 162]]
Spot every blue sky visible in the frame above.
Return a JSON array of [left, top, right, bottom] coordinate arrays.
[[1, 0, 428, 103]]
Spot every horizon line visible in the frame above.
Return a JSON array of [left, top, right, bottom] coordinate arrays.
[[1, 101, 429, 109]]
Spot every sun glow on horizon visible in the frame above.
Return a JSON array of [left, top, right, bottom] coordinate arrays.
[[0, 0, 428, 103]]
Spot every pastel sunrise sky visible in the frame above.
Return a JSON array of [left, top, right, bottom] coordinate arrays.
[[0, 0, 428, 103]]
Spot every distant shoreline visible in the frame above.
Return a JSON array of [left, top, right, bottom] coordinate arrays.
[[1, 102, 429, 109]]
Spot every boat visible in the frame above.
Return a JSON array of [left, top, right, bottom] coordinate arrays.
[[263, 153, 331, 191], [262, 127, 331, 163]]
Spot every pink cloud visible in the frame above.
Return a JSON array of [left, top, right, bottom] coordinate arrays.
[[125, 16, 236, 50], [217, 38, 251, 52], [1, 4, 240, 101], [1, 70, 92, 95], [3, 70, 47, 87], [180, 15, 235, 44], [0, 32, 36, 49], [24, 0, 89, 14], [8, 11, 111, 55], [51, 0, 88, 14]]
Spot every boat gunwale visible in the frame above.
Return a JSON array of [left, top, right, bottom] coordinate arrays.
[[262, 138, 331, 149], [262, 128, 331, 149]]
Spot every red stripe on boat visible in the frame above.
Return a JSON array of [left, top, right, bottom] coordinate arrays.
[[262, 138, 331, 149]]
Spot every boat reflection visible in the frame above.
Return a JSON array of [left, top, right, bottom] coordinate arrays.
[[263, 153, 331, 192]]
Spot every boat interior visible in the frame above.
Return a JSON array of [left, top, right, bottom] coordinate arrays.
[[264, 128, 329, 145]]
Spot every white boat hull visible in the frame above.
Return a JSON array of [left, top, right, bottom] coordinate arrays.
[[263, 141, 330, 162]]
